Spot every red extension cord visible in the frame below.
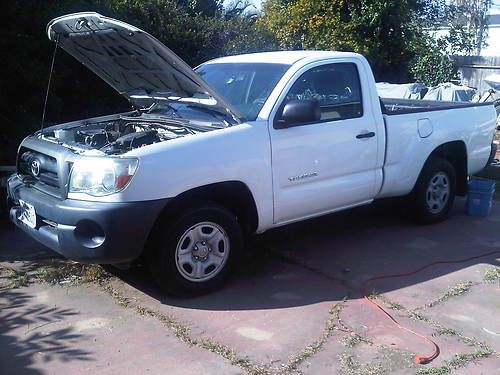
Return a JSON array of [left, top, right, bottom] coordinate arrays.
[[351, 250, 500, 365]]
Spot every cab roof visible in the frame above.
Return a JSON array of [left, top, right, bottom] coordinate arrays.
[[203, 51, 364, 66]]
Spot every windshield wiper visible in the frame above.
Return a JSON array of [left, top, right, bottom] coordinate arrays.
[[149, 102, 181, 118], [185, 104, 238, 126]]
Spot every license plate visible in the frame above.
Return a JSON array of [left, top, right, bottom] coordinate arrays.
[[18, 200, 37, 229]]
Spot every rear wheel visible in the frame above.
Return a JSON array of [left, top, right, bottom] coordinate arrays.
[[411, 156, 456, 224], [149, 203, 243, 296]]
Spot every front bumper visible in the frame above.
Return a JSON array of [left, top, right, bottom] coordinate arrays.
[[7, 174, 168, 264]]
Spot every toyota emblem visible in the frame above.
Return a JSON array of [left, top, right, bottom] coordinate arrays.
[[31, 159, 41, 177]]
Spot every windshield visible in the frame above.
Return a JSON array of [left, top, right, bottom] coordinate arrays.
[[195, 63, 290, 121]]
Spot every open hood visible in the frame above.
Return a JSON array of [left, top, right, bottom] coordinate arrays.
[[47, 12, 242, 122]]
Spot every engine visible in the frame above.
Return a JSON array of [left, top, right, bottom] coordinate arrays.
[[39, 116, 198, 155]]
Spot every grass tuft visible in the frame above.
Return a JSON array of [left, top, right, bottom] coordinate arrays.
[[447, 348, 493, 368], [279, 301, 347, 374], [377, 295, 404, 311], [338, 353, 361, 373], [36, 263, 110, 285], [436, 327, 458, 336], [12, 274, 29, 288], [100, 281, 271, 375], [338, 351, 383, 375], [483, 266, 500, 283], [1, 262, 110, 289], [416, 348, 493, 375], [0, 265, 30, 289], [341, 333, 364, 348], [427, 281, 473, 307], [415, 366, 450, 375]]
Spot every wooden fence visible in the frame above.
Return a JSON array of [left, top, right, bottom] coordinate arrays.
[[453, 55, 500, 92]]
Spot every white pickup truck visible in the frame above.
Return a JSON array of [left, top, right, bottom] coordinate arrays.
[[7, 13, 497, 295]]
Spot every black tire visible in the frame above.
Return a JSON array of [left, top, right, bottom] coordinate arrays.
[[411, 156, 456, 224], [149, 203, 243, 297]]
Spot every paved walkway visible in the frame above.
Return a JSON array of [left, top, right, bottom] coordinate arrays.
[[1, 197, 499, 374]]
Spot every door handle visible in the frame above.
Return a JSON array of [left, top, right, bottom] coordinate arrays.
[[356, 131, 375, 139]]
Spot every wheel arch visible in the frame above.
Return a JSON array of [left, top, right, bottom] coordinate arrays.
[[421, 140, 468, 196], [150, 181, 259, 237]]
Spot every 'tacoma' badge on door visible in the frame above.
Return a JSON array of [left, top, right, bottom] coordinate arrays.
[[288, 171, 318, 183]]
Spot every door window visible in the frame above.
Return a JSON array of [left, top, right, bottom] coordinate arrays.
[[284, 63, 363, 122]]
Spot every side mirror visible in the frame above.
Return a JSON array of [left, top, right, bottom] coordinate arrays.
[[277, 99, 321, 128]]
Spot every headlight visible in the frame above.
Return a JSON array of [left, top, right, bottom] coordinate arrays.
[[69, 157, 138, 196]]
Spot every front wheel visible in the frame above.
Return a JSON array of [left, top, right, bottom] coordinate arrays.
[[149, 203, 243, 296], [411, 156, 456, 224]]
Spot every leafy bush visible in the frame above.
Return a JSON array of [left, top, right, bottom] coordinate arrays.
[[408, 37, 458, 86]]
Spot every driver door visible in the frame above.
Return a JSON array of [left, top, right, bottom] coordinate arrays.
[[270, 61, 380, 224]]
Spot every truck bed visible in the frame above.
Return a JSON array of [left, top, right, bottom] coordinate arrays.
[[381, 98, 493, 115], [378, 98, 496, 200]]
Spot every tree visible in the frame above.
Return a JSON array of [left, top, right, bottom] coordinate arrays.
[[408, 36, 458, 86], [177, 0, 222, 16], [348, 0, 422, 75], [224, 0, 260, 18], [260, 0, 425, 81], [260, 0, 356, 51], [422, 0, 492, 55], [447, 0, 491, 55]]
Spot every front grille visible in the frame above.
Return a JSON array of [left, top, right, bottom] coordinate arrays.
[[18, 147, 60, 189]]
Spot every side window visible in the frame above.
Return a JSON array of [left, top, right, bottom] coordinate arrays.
[[285, 63, 363, 122]]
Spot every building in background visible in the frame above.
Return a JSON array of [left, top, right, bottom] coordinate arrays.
[[429, 4, 500, 91], [480, 14, 500, 56], [431, 13, 499, 57], [454, 12, 500, 92]]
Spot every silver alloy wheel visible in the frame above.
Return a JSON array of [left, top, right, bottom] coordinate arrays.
[[175, 221, 230, 282], [426, 172, 450, 214]]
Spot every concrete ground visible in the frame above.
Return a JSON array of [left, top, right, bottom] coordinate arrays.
[[1, 197, 499, 375]]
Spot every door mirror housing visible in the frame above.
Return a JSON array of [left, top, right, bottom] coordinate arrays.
[[276, 99, 321, 128]]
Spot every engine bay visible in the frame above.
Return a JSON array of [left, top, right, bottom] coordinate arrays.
[[38, 115, 210, 155]]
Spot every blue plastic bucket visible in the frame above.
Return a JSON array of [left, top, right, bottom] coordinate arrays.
[[467, 179, 495, 217]]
